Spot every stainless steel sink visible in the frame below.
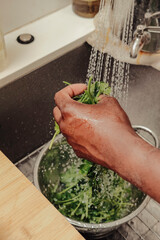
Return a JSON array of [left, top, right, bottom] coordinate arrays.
[[1, 43, 160, 163], [1, 42, 160, 239], [0, 43, 91, 163], [127, 64, 160, 146]]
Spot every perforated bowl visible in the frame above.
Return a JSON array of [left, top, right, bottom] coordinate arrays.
[[34, 126, 158, 239]]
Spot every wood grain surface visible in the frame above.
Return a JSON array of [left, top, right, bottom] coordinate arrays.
[[0, 151, 84, 240]]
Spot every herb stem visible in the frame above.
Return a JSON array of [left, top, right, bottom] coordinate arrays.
[[86, 196, 89, 218], [96, 90, 102, 98], [49, 130, 59, 150], [63, 81, 71, 85], [58, 182, 78, 195], [87, 76, 94, 104], [71, 202, 81, 216], [57, 196, 79, 204], [49, 122, 60, 150]]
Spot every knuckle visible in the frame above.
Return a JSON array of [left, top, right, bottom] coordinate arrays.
[[54, 92, 60, 101], [110, 96, 118, 103]]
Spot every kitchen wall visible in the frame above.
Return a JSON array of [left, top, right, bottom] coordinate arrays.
[[0, 0, 71, 34]]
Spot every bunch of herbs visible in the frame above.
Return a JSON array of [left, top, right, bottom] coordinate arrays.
[[39, 138, 145, 224]]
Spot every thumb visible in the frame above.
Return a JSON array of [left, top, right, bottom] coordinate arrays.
[[54, 84, 87, 111]]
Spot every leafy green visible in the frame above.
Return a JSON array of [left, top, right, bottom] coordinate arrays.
[[74, 77, 111, 104], [49, 122, 60, 150], [39, 138, 145, 224]]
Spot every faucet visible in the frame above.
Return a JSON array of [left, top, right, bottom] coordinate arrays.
[[130, 11, 160, 58]]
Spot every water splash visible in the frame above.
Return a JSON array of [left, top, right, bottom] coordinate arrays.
[[87, 0, 134, 107]]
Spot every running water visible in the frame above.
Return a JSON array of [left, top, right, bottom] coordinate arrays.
[[87, 0, 134, 107]]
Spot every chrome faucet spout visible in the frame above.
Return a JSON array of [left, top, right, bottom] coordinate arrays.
[[130, 25, 151, 58], [130, 38, 144, 58], [130, 11, 160, 58]]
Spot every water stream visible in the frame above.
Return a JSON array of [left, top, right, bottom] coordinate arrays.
[[87, 0, 134, 107]]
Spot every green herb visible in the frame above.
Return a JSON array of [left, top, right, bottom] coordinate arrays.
[[74, 76, 111, 104], [49, 122, 60, 150], [39, 138, 145, 224], [49, 76, 111, 149]]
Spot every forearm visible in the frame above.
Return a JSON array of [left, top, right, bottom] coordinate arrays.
[[107, 132, 160, 203], [137, 147, 160, 202]]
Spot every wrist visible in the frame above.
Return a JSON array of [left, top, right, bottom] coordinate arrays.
[[99, 126, 152, 182]]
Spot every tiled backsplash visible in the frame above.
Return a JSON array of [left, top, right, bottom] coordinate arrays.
[[0, 0, 71, 34]]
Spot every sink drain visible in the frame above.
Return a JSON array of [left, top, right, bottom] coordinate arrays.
[[17, 33, 34, 44]]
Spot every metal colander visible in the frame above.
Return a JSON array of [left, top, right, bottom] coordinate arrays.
[[34, 125, 159, 239]]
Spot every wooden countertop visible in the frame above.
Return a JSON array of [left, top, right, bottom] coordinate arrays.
[[0, 151, 84, 240]]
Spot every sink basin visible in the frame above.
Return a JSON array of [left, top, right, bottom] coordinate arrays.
[[0, 43, 91, 163], [0, 42, 160, 164], [127, 64, 160, 143], [1, 42, 160, 240]]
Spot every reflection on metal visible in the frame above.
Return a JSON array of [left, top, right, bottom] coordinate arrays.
[[133, 125, 159, 148], [130, 11, 160, 58]]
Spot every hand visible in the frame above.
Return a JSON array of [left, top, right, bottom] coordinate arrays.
[[53, 84, 136, 170], [54, 84, 160, 202]]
